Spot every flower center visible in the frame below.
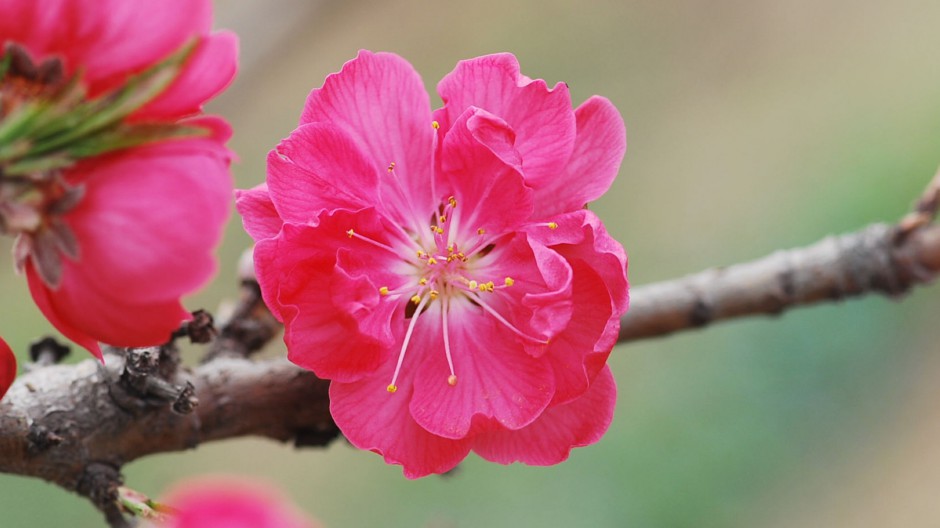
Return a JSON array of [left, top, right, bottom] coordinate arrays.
[[348, 187, 550, 394]]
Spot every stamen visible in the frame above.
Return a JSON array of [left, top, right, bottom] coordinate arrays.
[[468, 280, 478, 290], [410, 294, 422, 304], [430, 122, 439, 207], [346, 228, 399, 256], [379, 286, 389, 295], [547, 222, 558, 230], [504, 277, 515, 287], [477, 228, 486, 235], [388, 294, 431, 393], [442, 297, 457, 386], [472, 293, 549, 344]]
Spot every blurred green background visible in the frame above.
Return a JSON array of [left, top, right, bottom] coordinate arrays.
[[3, 0, 940, 526]]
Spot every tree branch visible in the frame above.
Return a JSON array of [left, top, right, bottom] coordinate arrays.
[[618, 222, 940, 341]]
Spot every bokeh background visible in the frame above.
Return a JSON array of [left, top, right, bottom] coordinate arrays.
[[2, 0, 940, 526]]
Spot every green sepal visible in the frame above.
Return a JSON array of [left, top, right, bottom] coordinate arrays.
[[0, 38, 200, 173]]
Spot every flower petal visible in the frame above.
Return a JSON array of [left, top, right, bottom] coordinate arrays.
[[529, 209, 629, 318], [0, 0, 213, 92], [301, 50, 435, 222], [441, 108, 533, 236], [266, 123, 380, 224], [543, 260, 615, 405], [534, 96, 627, 217], [160, 476, 318, 528], [235, 184, 282, 241], [471, 233, 573, 354], [472, 366, 616, 466], [409, 305, 555, 439], [0, 337, 16, 401], [435, 53, 576, 186], [331, 364, 472, 479], [131, 31, 238, 121], [255, 212, 405, 382]]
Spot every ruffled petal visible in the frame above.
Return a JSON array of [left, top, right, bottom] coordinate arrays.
[[235, 184, 282, 241], [0, 336, 16, 401], [441, 108, 533, 237], [435, 53, 576, 187], [471, 232, 573, 354], [472, 366, 616, 466], [266, 123, 380, 223], [331, 363, 472, 478], [301, 50, 435, 223], [255, 211, 406, 382], [528, 209, 629, 317], [543, 261, 615, 405], [409, 305, 555, 439], [534, 96, 626, 217]]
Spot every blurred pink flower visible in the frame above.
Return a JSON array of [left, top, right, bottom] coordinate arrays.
[[0, 0, 237, 358], [0, 337, 15, 401], [238, 51, 628, 477], [154, 477, 318, 528]]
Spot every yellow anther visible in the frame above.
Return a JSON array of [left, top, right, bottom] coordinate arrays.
[[419, 278, 428, 286], [432, 121, 440, 129], [346, 229, 355, 238], [468, 280, 478, 290], [447, 375, 458, 386], [417, 250, 426, 258], [448, 196, 457, 208], [431, 225, 444, 235], [427, 257, 438, 265], [478, 283, 487, 292], [429, 290, 440, 299], [504, 277, 515, 287], [439, 215, 447, 224], [477, 228, 486, 235], [387, 384, 398, 393], [387, 162, 396, 172], [547, 222, 558, 230], [485, 281, 495, 292], [379, 286, 390, 295], [411, 294, 422, 304]]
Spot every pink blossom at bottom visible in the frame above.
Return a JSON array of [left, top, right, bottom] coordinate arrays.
[[238, 50, 629, 477], [0, 337, 15, 401], [154, 476, 319, 528]]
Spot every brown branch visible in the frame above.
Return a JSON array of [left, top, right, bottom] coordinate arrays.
[[619, 225, 940, 343], [0, 354, 334, 520]]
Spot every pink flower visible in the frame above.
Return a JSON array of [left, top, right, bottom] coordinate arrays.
[[238, 51, 628, 477], [153, 476, 318, 528], [0, 0, 237, 358], [0, 337, 15, 401]]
